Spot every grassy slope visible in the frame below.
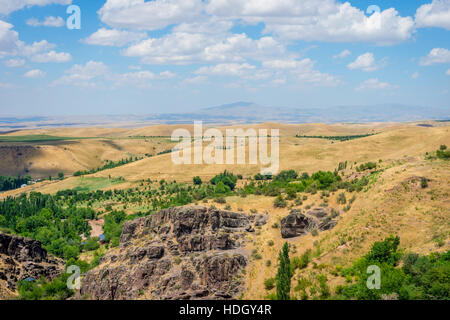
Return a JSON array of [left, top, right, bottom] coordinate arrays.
[[1, 122, 449, 300]]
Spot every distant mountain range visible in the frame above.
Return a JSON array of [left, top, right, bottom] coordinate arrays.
[[0, 102, 449, 131]]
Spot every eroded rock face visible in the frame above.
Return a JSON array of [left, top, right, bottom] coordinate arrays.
[[280, 208, 339, 239], [79, 206, 268, 300], [0, 233, 64, 296]]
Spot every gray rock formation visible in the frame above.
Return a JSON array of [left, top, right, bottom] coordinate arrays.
[[280, 208, 339, 239], [79, 206, 268, 300], [0, 233, 64, 295]]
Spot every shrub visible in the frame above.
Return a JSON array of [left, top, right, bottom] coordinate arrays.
[[214, 197, 226, 204], [264, 277, 276, 290], [421, 177, 428, 189], [210, 170, 238, 190], [193, 176, 202, 185], [274, 195, 287, 208], [291, 249, 311, 271], [337, 192, 347, 204]]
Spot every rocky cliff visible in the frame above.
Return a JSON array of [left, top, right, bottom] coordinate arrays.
[[0, 233, 64, 298], [79, 206, 268, 300]]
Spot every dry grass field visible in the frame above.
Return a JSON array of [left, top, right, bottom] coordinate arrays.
[[1, 121, 449, 299]]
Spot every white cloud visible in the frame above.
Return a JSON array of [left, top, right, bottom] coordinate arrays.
[[0, 21, 71, 62], [420, 48, 450, 66], [356, 78, 395, 90], [83, 28, 147, 47], [3, 58, 25, 67], [30, 50, 71, 63], [24, 69, 46, 78], [100, 0, 414, 45], [0, 20, 20, 57], [263, 58, 340, 86], [411, 72, 420, 79], [123, 32, 290, 65], [98, 0, 203, 30], [182, 75, 208, 85], [446, 69, 450, 75], [207, 0, 415, 45], [113, 70, 176, 87], [19, 40, 72, 63], [0, 0, 72, 15], [53, 61, 175, 88], [195, 63, 256, 76], [26, 16, 65, 27], [416, 0, 450, 30], [347, 53, 380, 72], [53, 61, 109, 87], [333, 50, 351, 59]]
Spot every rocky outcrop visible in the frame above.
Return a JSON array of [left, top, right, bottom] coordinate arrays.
[[79, 206, 268, 300], [0, 233, 64, 296], [281, 208, 339, 238]]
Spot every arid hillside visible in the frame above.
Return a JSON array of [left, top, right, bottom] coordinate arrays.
[[0, 121, 448, 300]]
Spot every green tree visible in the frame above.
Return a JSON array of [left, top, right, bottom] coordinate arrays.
[[276, 242, 292, 300], [193, 176, 202, 185]]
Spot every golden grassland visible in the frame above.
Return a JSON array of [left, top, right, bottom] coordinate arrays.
[[1, 121, 449, 299]]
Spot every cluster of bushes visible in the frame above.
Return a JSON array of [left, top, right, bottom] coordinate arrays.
[[0, 193, 96, 260], [436, 145, 450, 160], [102, 210, 127, 247], [18, 254, 105, 300], [356, 162, 377, 172], [335, 236, 450, 300], [295, 134, 375, 141], [210, 170, 238, 192], [0, 175, 31, 191], [74, 157, 142, 176]]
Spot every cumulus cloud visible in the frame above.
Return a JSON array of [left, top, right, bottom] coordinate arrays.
[[20, 40, 72, 62], [263, 58, 340, 86], [182, 75, 208, 85], [0, 20, 71, 62], [52, 61, 109, 87], [0, 0, 72, 15], [347, 53, 380, 72], [98, 0, 203, 30], [123, 32, 290, 65], [3, 58, 25, 67], [416, 0, 450, 30], [99, 0, 415, 45], [420, 48, 450, 66], [0, 20, 20, 57], [113, 70, 176, 87], [333, 50, 351, 59], [206, 0, 415, 45], [24, 69, 46, 78], [26, 16, 65, 27], [83, 28, 147, 47], [53, 60, 175, 88], [356, 78, 396, 90], [195, 63, 256, 76]]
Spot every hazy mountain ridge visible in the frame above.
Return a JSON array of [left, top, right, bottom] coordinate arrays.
[[1, 102, 448, 131]]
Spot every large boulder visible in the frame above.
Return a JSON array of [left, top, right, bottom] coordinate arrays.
[[281, 212, 317, 238], [280, 208, 340, 239]]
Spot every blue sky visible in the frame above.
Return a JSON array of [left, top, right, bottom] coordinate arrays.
[[0, 0, 449, 116]]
